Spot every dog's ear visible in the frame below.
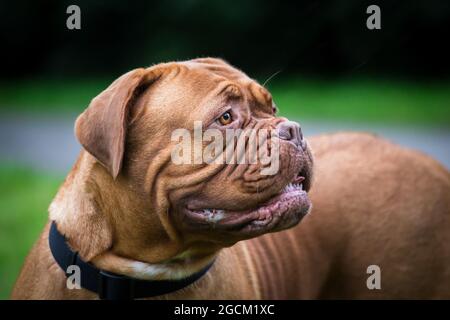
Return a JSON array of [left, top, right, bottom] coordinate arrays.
[[75, 68, 148, 179]]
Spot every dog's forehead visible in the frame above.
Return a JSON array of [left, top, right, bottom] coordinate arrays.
[[182, 58, 248, 81], [141, 58, 274, 117], [177, 58, 273, 106]]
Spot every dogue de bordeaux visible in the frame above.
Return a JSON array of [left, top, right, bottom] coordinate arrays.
[[12, 58, 450, 299]]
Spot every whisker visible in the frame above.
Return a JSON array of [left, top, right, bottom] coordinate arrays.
[[262, 69, 283, 87]]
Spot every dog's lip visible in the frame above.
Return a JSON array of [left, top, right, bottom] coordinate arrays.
[[297, 166, 312, 192], [293, 176, 305, 184], [183, 184, 310, 232]]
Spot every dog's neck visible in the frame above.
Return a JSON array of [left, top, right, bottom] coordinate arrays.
[[90, 248, 217, 281], [49, 152, 218, 280]]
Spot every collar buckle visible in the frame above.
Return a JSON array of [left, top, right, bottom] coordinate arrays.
[[98, 270, 135, 300]]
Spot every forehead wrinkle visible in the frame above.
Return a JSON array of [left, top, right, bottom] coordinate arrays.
[[245, 81, 273, 114], [215, 80, 243, 100], [182, 77, 227, 124]]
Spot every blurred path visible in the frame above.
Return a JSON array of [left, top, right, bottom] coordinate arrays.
[[0, 114, 449, 173], [0, 114, 81, 173]]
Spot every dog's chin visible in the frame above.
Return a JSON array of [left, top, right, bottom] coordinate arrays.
[[182, 181, 311, 239]]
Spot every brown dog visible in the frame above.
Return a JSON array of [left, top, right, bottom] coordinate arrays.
[[12, 58, 450, 299]]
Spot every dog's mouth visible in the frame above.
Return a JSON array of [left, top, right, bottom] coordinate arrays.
[[183, 173, 311, 236]]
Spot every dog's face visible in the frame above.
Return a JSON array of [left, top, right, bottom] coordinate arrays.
[[75, 58, 313, 250]]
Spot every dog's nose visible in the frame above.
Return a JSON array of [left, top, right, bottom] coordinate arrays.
[[276, 121, 305, 150]]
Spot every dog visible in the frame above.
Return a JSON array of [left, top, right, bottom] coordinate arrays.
[[12, 58, 450, 299]]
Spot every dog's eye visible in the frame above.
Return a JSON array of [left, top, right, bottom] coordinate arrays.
[[217, 111, 233, 125], [272, 104, 278, 115]]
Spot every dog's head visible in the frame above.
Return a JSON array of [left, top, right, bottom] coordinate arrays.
[[75, 58, 313, 254]]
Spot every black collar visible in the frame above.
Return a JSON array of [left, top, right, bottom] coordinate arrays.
[[49, 221, 214, 300]]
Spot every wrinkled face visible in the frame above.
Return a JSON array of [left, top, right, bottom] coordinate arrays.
[[124, 58, 313, 246]]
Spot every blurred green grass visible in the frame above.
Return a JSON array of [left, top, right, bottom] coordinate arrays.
[[0, 165, 63, 299], [0, 78, 112, 114], [270, 77, 450, 127], [0, 77, 449, 127]]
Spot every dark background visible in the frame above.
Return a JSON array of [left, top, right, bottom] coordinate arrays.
[[1, 0, 450, 299], [2, 0, 450, 79]]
